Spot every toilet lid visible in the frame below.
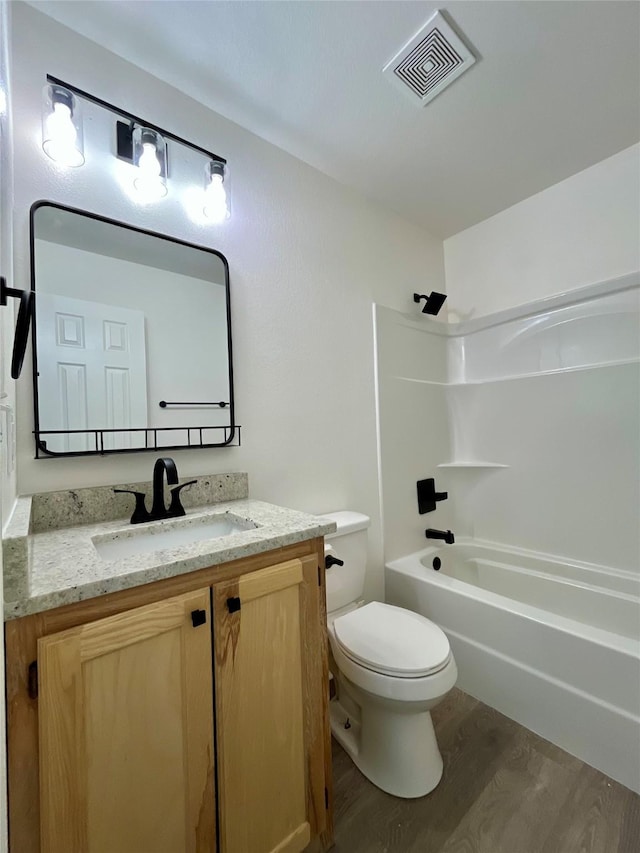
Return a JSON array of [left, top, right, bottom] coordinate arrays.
[[333, 602, 451, 678]]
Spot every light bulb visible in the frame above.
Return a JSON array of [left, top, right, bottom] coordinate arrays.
[[42, 86, 85, 167], [138, 142, 161, 177], [132, 128, 167, 201], [203, 162, 230, 222]]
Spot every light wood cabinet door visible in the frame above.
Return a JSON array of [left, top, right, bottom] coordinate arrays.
[[37, 587, 215, 853], [214, 558, 313, 853]]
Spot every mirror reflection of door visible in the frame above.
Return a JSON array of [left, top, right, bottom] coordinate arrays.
[[31, 203, 234, 456], [36, 294, 148, 453]]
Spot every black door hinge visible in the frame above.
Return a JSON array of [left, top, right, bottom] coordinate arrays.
[[28, 661, 38, 700], [324, 787, 329, 809], [227, 596, 241, 613]]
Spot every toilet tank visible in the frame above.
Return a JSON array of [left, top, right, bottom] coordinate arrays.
[[319, 511, 371, 613]]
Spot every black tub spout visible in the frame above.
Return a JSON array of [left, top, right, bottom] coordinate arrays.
[[425, 528, 455, 545]]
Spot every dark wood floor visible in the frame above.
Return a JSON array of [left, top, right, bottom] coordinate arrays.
[[331, 689, 640, 853]]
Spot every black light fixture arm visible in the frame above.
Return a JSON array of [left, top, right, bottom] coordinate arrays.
[[46, 75, 226, 165]]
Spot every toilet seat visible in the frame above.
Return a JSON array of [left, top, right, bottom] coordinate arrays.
[[333, 601, 451, 678]]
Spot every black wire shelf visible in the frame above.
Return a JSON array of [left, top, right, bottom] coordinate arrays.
[[34, 424, 241, 458]]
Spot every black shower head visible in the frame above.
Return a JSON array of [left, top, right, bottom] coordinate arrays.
[[413, 291, 447, 316]]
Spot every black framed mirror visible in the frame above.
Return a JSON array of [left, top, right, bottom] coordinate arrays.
[[30, 201, 237, 457]]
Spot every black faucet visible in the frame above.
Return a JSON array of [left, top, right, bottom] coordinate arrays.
[[151, 457, 179, 520], [114, 457, 197, 524], [425, 528, 455, 545]]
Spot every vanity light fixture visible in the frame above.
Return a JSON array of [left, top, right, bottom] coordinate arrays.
[[41, 83, 85, 167], [203, 160, 230, 222], [41, 75, 229, 219]]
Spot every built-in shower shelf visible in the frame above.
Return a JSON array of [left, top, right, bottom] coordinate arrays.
[[437, 462, 509, 469]]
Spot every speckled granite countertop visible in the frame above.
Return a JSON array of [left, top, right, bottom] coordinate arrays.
[[3, 474, 335, 620]]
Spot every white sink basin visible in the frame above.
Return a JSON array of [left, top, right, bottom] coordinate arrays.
[[92, 512, 258, 561]]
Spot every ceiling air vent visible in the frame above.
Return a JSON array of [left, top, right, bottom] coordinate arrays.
[[383, 10, 476, 107]]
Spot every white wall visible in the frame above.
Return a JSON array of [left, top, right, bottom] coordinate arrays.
[[444, 144, 640, 319], [0, 1, 13, 847], [10, 2, 445, 601], [0, 0, 16, 535]]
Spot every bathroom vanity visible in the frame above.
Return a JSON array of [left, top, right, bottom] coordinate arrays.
[[3, 475, 335, 853]]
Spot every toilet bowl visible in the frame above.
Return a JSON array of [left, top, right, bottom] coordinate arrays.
[[320, 512, 457, 798]]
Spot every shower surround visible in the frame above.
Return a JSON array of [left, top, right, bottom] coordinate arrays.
[[374, 273, 640, 789]]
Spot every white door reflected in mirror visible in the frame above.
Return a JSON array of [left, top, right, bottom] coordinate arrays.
[[37, 293, 148, 454], [31, 203, 235, 456]]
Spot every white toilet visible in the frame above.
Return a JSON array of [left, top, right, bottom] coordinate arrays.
[[320, 511, 457, 798]]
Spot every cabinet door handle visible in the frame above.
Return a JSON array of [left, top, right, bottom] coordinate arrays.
[[28, 661, 38, 699], [191, 609, 207, 627], [1, 276, 34, 380], [226, 596, 241, 613]]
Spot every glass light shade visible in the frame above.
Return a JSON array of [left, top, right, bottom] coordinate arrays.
[[203, 160, 230, 222], [132, 126, 168, 201], [42, 85, 85, 167]]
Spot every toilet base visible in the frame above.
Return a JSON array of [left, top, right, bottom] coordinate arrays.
[[330, 695, 444, 798]]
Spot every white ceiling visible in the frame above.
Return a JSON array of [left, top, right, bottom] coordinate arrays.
[[27, 1, 640, 237]]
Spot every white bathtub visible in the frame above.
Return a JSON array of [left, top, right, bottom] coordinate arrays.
[[386, 540, 640, 792]]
